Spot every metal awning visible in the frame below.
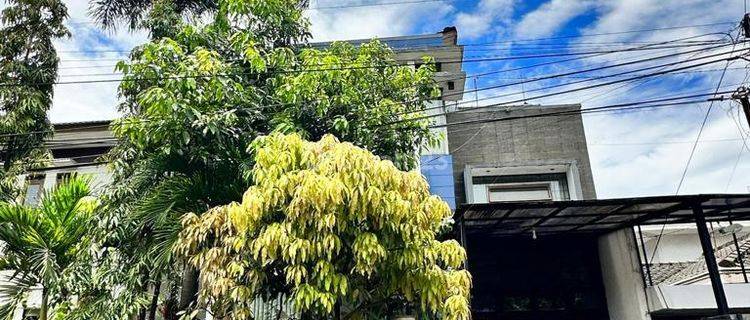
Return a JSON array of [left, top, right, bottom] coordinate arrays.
[[456, 194, 750, 316], [457, 194, 750, 237]]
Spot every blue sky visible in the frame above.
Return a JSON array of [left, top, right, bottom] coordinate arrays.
[[25, 0, 750, 197]]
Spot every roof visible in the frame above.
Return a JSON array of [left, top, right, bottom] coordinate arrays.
[[53, 120, 112, 130], [457, 194, 750, 237], [309, 27, 459, 51]]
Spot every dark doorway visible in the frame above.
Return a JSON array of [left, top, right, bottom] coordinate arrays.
[[467, 233, 610, 320]]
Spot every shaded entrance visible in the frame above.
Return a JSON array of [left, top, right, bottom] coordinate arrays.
[[457, 194, 750, 319], [468, 233, 609, 320]]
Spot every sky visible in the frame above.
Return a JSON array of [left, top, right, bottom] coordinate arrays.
[[10, 0, 750, 198]]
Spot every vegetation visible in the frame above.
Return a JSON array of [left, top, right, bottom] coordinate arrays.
[[90, 0, 309, 35], [0, 0, 69, 201], [77, 0, 444, 319], [90, 0, 218, 31], [0, 175, 98, 320], [0, 0, 467, 319], [175, 133, 470, 320]]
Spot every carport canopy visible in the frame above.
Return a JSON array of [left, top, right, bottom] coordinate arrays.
[[456, 194, 750, 237]]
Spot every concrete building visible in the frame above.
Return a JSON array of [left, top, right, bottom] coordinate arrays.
[[1, 28, 466, 320], [437, 103, 750, 319], [446, 104, 597, 204], [6, 25, 750, 320]]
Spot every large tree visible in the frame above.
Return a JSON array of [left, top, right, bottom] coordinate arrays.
[[90, 0, 309, 35], [0, 175, 98, 320], [79, 0, 440, 319], [0, 0, 69, 202], [175, 133, 470, 320]]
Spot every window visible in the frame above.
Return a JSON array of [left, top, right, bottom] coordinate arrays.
[[24, 175, 45, 206], [470, 173, 571, 203], [488, 184, 553, 202], [447, 81, 455, 90], [56, 172, 72, 185]]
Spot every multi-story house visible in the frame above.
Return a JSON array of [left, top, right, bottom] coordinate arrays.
[[7, 26, 750, 320], [2, 27, 466, 319], [445, 104, 750, 320]]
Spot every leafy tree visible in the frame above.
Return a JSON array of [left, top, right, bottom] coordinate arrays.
[[90, 0, 217, 31], [0, 0, 69, 201], [80, 0, 440, 319], [90, 0, 309, 35], [0, 175, 99, 320], [174, 133, 471, 320]]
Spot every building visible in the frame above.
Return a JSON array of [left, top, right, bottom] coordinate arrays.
[[437, 104, 750, 319], [7, 26, 750, 320], [1, 28, 466, 319]]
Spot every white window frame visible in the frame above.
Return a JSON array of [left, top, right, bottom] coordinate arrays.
[[486, 182, 557, 202], [464, 161, 584, 204]]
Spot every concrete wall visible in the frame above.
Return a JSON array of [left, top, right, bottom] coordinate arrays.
[[447, 104, 597, 205], [599, 229, 652, 320]]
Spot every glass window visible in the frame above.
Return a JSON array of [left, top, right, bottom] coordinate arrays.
[[488, 185, 553, 202], [56, 172, 72, 185], [24, 175, 45, 206], [473, 173, 571, 201]]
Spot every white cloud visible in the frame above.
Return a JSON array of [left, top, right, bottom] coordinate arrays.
[[579, 0, 740, 42], [49, 0, 148, 123], [453, 0, 515, 40], [587, 108, 750, 197], [306, 1, 453, 41], [514, 0, 595, 39]]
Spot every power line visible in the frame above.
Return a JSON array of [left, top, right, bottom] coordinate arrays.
[[51, 31, 730, 95], [8, 42, 723, 87], [425, 95, 733, 129], [675, 42, 740, 194], [28, 161, 107, 172], [17, 97, 731, 171], [646, 30, 743, 267], [54, 41, 725, 64], [465, 22, 737, 46], [0, 35, 740, 142], [589, 138, 746, 146], [449, 44, 741, 108], [400, 40, 743, 116], [387, 51, 746, 126], [1, 50, 743, 142], [46, 40, 726, 76]]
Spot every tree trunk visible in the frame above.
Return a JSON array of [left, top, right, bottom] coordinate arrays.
[[39, 287, 49, 320], [177, 266, 199, 312], [148, 278, 162, 320]]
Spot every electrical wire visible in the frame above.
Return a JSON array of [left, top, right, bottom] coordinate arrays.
[[645, 29, 743, 267], [19, 97, 732, 172], [386, 52, 746, 126]]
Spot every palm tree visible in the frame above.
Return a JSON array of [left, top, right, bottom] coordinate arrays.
[[0, 175, 98, 320], [89, 0, 310, 31]]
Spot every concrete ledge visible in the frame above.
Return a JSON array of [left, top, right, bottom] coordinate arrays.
[[647, 283, 750, 313]]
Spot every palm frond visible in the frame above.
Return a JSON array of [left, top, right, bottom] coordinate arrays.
[[0, 272, 37, 320], [0, 203, 45, 255], [40, 174, 92, 229]]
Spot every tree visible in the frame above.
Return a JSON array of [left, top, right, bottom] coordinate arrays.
[[0, 0, 69, 202], [0, 175, 99, 320], [83, 0, 440, 318], [174, 133, 471, 319], [90, 0, 217, 32], [89, 0, 309, 35]]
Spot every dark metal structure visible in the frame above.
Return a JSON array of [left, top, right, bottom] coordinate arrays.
[[456, 194, 750, 317]]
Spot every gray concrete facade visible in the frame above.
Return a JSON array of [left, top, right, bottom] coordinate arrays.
[[447, 104, 597, 205]]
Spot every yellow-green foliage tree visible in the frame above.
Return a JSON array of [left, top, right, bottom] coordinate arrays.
[[174, 133, 470, 319]]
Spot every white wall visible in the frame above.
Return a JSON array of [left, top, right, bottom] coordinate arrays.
[[421, 100, 450, 156], [598, 229, 652, 320]]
